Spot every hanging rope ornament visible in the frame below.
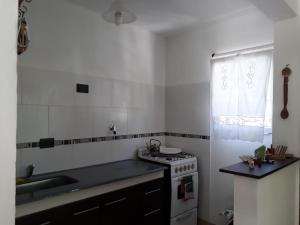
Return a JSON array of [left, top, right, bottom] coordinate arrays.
[[18, 18, 29, 55], [18, 0, 32, 55]]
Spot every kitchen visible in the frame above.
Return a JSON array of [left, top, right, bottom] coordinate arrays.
[[1, 0, 300, 225]]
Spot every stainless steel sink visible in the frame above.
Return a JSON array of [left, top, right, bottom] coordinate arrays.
[[16, 175, 78, 195]]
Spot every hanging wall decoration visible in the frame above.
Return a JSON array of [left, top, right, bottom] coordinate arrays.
[[280, 65, 292, 119], [18, 0, 32, 55]]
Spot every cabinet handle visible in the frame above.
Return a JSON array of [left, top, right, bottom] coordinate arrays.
[[145, 188, 161, 195], [73, 206, 100, 216], [105, 197, 127, 206], [39, 222, 51, 225], [144, 208, 161, 217], [175, 212, 194, 222]]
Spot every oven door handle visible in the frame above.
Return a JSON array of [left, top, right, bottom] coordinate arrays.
[[175, 211, 194, 222]]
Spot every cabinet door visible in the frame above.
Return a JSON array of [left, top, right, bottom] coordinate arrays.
[[16, 207, 69, 225], [140, 178, 166, 225], [70, 197, 101, 225], [143, 208, 164, 225], [100, 188, 134, 225], [16, 216, 54, 225]]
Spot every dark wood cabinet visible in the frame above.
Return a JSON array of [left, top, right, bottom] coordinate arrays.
[[140, 179, 165, 225], [70, 197, 101, 225], [15, 205, 69, 225], [16, 178, 166, 225], [100, 187, 135, 225]]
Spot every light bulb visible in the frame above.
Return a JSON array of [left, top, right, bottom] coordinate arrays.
[[114, 11, 123, 26]]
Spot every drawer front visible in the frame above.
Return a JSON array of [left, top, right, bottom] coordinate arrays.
[[16, 216, 53, 225], [142, 208, 164, 225], [100, 187, 135, 225], [142, 178, 164, 212], [70, 197, 101, 225], [144, 187, 163, 212], [16, 206, 68, 225], [171, 208, 197, 225]]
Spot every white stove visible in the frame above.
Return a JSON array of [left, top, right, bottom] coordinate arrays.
[[138, 149, 198, 178], [139, 150, 195, 163], [138, 148, 198, 225]]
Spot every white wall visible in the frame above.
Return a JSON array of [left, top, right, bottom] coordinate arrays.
[[273, 16, 300, 157], [0, 0, 17, 224], [234, 162, 299, 225], [165, 7, 274, 224], [17, 0, 166, 176], [20, 0, 165, 86]]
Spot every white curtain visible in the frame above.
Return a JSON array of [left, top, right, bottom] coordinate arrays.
[[211, 50, 273, 142]]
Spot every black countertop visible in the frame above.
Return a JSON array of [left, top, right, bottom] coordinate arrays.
[[16, 159, 167, 205], [219, 157, 299, 179]]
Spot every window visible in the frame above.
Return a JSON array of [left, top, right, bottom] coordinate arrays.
[[211, 50, 273, 142]]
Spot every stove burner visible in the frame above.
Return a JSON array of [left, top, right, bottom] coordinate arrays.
[[140, 150, 195, 162]]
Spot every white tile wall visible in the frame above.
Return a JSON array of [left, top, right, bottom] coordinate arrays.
[[74, 76, 113, 107], [129, 82, 148, 109], [166, 83, 210, 135], [49, 106, 74, 139], [73, 142, 112, 168], [21, 67, 75, 106], [17, 66, 165, 176], [19, 145, 74, 175], [17, 105, 49, 143], [111, 139, 137, 162], [72, 107, 94, 138], [93, 107, 127, 136], [127, 109, 149, 134], [111, 80, 131, 108]]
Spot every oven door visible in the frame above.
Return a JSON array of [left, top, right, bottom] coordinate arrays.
[[171, 208, 197, 225], [171, 172, 198, 217]]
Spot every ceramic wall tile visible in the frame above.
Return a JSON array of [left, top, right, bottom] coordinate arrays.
[[18, 66, 166, 173], [74, 76, 113, 107], [111, 79, 131, 108], [17, 105, 49, 143], [49, 106, 74, 139], [49, 106, 94, 139], [21, 66, 75, 106], [166, 83, 210, 134], [93, 107, 127, 136], [153, 85, 165, 111], [20, 145, 74, 175], [72, 107, 94, 138], [128, 82, 147, 109], [73, 142, 111, 168], [148, 109, 165, 132], [127, 109, 149, 134], [110, 139, 138, 161]]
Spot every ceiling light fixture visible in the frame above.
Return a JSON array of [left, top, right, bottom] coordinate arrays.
[[102, 0, 137, 26]]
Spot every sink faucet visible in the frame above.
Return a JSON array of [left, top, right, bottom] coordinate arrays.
[[26, 164, 35, 178]]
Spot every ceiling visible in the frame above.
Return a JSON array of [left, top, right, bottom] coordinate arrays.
[[67, 0, 253, 35]]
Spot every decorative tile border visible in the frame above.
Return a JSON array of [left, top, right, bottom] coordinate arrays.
[[165, 132, 210, 140], [16, 132, 210, 149]]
